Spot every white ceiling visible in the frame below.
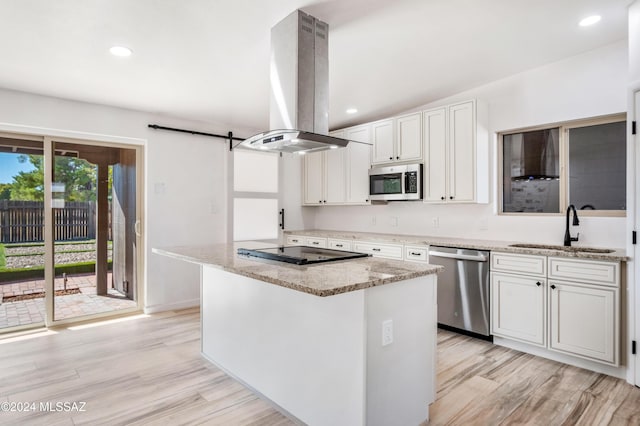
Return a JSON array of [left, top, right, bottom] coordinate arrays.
[[0, 0, 630, 135]]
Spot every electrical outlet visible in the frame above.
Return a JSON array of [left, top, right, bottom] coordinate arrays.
[[389, 216, 398, 227], [382, 319, 393, 346], [371, 216, 377, 226], [432, 217, 439, 228]]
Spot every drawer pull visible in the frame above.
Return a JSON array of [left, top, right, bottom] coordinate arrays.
[[336, 244, 343, 247], [312, 241, 319, 245], [410, 252, 421, 256], [372, 248, 381, 252]]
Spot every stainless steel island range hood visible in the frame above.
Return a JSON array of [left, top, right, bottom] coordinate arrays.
[[240, 10, 362, 154]]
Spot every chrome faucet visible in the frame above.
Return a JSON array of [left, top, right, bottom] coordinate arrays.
[[564, 204, 580, 246]]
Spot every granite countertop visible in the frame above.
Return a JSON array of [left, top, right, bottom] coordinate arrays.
[[285, 230, 629, 262], [152, 242, 443, 297]]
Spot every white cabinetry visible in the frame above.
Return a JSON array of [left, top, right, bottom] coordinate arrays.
[[491, 271, 546, 346], [371, 119, 395, 165], [547, 258, 619, 365], [302, 128, 370, 206], [423, 100, 488, 203], [302, 138, 346, 205], [405, 246, 428, 263], [344, 126, 372, 204], [490, 252, 620, 366], [352, 241, 403, 260], [371, 112, 422, 165], [328, 238, 353, 251], [286, 235, 327, 248]]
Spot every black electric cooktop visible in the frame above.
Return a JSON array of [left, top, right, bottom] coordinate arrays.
[[237, 245, 370, 265]]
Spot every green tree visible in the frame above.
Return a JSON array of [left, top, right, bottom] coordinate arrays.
[[0, 183, 11, 200], [9, 155, 98, 201]]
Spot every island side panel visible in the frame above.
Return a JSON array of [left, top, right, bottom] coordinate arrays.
[[364, 275, 437, 425], [201, 265, 367, 425]]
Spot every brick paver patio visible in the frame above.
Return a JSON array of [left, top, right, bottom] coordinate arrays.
[[0, 273, 137, 329]]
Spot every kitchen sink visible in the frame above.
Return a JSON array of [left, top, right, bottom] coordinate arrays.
[[508, 243, 615, 254]]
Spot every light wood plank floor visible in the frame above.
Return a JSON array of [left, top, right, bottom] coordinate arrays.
[[0, 308, 638, 425]]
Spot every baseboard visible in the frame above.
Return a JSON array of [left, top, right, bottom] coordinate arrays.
[[143, 298, 200, 314]]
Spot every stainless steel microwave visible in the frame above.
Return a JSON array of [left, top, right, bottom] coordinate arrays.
[[368, 163, 423, 201]]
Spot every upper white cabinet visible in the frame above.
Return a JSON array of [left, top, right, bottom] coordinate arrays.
[[302, 128, 370, 206], [423, 100, 488, 204], [371, 112, 422, 165], [345, 126, 372, 204], [303, 152, 325, 205], [396, 112, 422, 162], [371, 119, 395, 164], [302, 144, 346, 205]]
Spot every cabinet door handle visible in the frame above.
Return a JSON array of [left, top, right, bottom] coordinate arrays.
[[550, 284, 556, 290], [396, 156, 399, 160], [389, 157, 393, 160], [536, 281, 541, 287], [372, 248, 381, 252], [449, 196, 454, 200], [319, 200, 322, 203], [441, 196, 445, 200]]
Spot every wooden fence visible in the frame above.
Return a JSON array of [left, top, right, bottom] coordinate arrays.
[[0, 200, 110, 243]]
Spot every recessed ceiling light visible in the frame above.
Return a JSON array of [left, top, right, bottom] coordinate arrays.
[[346, 108, 358, 114], [109, 46, 133, 57], [579, 15, 601, 27]]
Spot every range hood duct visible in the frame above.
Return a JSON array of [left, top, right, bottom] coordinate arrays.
[[240, 10, 362, 153]]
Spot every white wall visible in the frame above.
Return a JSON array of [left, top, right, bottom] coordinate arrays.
[[312, 40, 629, 248], [0, 87, 249, 312]]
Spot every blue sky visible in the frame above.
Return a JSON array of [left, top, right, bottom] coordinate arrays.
[[0, 153, 35, 184]]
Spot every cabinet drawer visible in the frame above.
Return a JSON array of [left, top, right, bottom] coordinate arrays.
[[305, 237, 327, 248], [405, 246, 428, 262], [548, 258, 619, 287], [286, 235, 305, 245], [328, 239, 352, 251], [491, 252, 546, 276], [353, 241, 403, 260]]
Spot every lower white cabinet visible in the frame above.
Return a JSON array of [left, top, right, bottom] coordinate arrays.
[[353, 241, 403, 260], [328, 238, 353, 251], [490, 252, 620, 366], [404, 246, 428, 263], [491, 272, 546, 346], [286, 235, 327, 248], [548, 280, 618, 365]]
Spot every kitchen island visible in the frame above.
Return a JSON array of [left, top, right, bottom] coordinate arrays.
[[153, 242, 442, 426]]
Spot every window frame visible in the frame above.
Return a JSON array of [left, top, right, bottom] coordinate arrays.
[[498, 113, 627, 217]]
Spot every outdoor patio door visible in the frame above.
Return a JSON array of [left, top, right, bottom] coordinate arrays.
[[47, 139, 141, 324], [0, 134, 46, 332]]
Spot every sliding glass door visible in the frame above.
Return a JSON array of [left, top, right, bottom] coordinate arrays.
[[0, 134, 46, 332], [0, 134, 142, 334]]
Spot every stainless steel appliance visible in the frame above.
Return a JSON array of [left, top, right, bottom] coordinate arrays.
[[368, 163, 423, 201], [239, 10, 370, 154], [237, 246, 369, 265], [428, 246, 491, 338]]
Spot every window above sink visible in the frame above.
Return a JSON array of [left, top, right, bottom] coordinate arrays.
[[500, 114, 626, 217]]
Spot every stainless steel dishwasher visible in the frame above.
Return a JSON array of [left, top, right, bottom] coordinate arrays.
[[428, 246, 491, 338]]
